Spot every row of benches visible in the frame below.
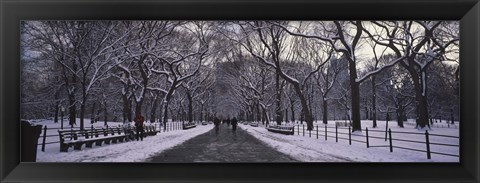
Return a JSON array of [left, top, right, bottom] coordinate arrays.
[[266, 122, 351, 135], [183, 122, 197, 130], [58, 125, 157, 152], [266, 125, 295, 135]]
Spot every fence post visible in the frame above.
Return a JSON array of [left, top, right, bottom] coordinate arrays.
[[425, 130, 431, 159], [41, 125, 47, 152], [309, 127, 311, 137], [316, 125, 318, 139], [348, 126, 351, 145], [385, 123, 388, 141], [297, 125, 299, 135], [366, 127, 369, 148], [388, 128, 393, 152], [324, 125, 327, 140], [335, 125, 338, 142], [303, 125, 305, 136]]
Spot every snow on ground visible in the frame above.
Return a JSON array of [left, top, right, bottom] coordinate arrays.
[[240, 119, 459, 162], [32, 119, 213, 162]]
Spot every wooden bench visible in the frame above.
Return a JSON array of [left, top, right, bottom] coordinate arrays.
[[143, 125, 157, 136], [183, 122, 197, 130], [58, 126, 127, 152], [266, 125, 294, 135]]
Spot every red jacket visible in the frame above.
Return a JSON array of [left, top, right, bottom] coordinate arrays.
[[134, 115, 144, 127]]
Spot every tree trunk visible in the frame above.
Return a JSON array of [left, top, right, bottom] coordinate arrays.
[[371, 76, 377, 128], [68, 93, 76, 126], [292, 83, 313, 130], [187, 92, 193, 123], [162, 101, 169, 129], [285, 109, 288, 123], [150, 95, 159, 123], [365, 106, 369, 120], [135, 100, 143, 116], [291, 101, 295, 123], [200, 104, 204, 122], [80, 100, 86, 130], [260, 105, 270, 124], [103, 101, 108, 126], [300, 109, 304, 124], [275, 73, 283, 125], [397, 107, 405, 128], [163, 87, 175, 129], [348, 61, 362, 132], [54, 101, 59, 123], [322, 98, 328, 124], [91, 102, 96, 124], [256, 102, 261, 123], [409, 68, 429, 128]]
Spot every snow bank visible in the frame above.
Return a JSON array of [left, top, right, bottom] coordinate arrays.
[[35, 119, 212, 162], [239, 120, 459, 162]]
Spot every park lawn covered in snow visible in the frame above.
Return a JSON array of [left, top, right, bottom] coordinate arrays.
[[240, 119, 459, 162], [32, 119, 213, 162]]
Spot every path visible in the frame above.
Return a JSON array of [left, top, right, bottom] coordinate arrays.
[[148, 124, 297, 162]]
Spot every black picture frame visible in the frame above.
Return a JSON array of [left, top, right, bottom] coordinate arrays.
[[1, 0, 479, 182]]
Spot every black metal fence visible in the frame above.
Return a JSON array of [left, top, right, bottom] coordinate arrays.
[[290, 124, 459, 160]]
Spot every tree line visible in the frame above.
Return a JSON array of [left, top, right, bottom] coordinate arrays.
[[21, 21, 459, 131]]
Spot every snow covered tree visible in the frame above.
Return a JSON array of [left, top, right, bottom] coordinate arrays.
[[222, 21, 334, 130], [363, 21, 459, 128]]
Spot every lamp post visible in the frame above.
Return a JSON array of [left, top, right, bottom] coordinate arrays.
[[61, 106, 65, 129]]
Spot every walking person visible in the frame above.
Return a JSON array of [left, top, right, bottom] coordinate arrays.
[[231, 117, 238, 132], [134, 112, 145, 141], [213, 117, 221, 135]]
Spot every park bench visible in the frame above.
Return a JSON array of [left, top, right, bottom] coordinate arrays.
[[266, 125, 295, 135], [58, 126, 127, 152], [143, 125, 157, 136], [183, 122, 197, 130], [201, 121, 208, 125], [250, 122, 259, 127], [335, 121, 351, 127]]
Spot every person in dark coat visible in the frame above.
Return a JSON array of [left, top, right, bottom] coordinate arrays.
[[213, 117, 221, 134], [134, 113, 145, 141], [231, 117, 238, 132]]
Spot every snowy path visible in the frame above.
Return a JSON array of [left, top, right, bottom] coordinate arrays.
[[148, 124, 298, 162]]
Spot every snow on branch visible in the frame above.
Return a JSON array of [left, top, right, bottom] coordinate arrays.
[[356, 56, 405, 83]]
